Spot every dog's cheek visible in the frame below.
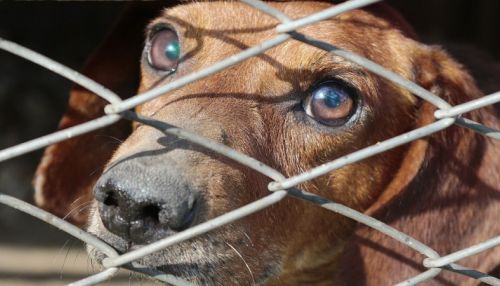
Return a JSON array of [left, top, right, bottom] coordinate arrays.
[[195, 160, 286, 248], [185, 157, 289, 280]]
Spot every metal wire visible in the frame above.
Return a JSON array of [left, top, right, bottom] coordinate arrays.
[[103, 191, 288, 269], [104, 34, 290, 114], [434, 91, 500, 119], [0, 114, 120, 162], [394, 268, 442, 286], [423, 236, 500, 268], [0, 38, 121, 104], [288, 31, 453, 110], [123, 263, 195, 286], [276, 0, 383, 33], [0, 194, 118, 259], [69, 268, 120, 286], [0, 0, 499, 285], [442, 264, 500, 285], [268, 118, 455, 191], [455, 117, 500, 140]]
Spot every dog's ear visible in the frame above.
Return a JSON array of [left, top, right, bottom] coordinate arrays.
[[336, 47, 499, 284], [365, 46, 484, 216], [33, 3, 168, 225]]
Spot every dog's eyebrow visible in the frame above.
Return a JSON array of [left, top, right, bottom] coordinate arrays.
[[305, 52, 371, 80], [317, 52, 364, 70]]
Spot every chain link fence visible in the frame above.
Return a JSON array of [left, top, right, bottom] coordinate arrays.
[[0, 0, 499, 285]]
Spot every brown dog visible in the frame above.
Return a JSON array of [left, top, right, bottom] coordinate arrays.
[[34, 1, 499, 285]]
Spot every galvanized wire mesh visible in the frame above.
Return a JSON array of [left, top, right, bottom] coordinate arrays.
[[0, 0, 499, 285]]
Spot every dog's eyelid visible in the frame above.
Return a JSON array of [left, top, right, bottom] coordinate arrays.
[[307, 76, 359, 96], [147, 23, 178, 38]]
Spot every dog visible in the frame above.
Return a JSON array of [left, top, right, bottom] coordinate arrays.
[[33, 1, 499, 285]]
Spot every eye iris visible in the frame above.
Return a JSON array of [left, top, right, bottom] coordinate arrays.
[[316, 86, 347, 108], [165, 40, 180, 60]]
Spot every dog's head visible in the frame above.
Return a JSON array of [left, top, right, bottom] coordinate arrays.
[[34, 1, 488, 285]]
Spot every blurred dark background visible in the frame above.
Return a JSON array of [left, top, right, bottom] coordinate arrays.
[[391, 1, 500, 58], [0, 1, 498, 285]]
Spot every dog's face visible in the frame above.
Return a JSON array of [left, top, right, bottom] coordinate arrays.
[[86, 2, 424, 284], [26, 1, 482, 285]]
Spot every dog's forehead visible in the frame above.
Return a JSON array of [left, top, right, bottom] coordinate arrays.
[[161, 1, 395, 30], [156, 1, 406, 59], [142, 1, 417, 104], [162, 1, 325, 30]]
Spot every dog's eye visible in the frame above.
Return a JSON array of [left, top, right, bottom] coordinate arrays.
[[147, 29, 180, 72], [303, 81, 355, 126]]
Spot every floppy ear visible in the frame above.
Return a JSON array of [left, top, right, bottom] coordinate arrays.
[[336, 46, 498, 284], [33, 3, 168, 225], [359, 3, 488, 216], [365, 45, 485, 216]]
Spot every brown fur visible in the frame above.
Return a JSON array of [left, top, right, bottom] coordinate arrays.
[[34, 2, 499, 285]]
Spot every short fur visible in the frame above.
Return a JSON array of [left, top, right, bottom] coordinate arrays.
[[34, 1, 499, 285]]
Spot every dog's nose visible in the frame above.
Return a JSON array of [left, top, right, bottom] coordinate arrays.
[[93, 159, 198, 244]]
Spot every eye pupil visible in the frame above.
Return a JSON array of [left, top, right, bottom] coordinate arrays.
[[322, 89, 344, 108], [165, 41, 180, 60]]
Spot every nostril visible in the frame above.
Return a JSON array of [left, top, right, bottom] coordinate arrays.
[[141, 205, 160, 223], [95, 182, 122, 207], [103, 191, 119, 207]]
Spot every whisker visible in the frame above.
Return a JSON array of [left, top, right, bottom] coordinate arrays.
[[243, 232, 254, 247], [54, 239, 71, 273], [225, 241, 255, 285], [95, 134, 125, 144], [62, 201, 93, 221], [60, 239, 74, 279], [89, 164, 106, 177], [72, 242, 83, 270], [70, 195, 85, 207]]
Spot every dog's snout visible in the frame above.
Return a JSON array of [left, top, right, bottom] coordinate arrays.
[[94, 159, 198, 244]]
